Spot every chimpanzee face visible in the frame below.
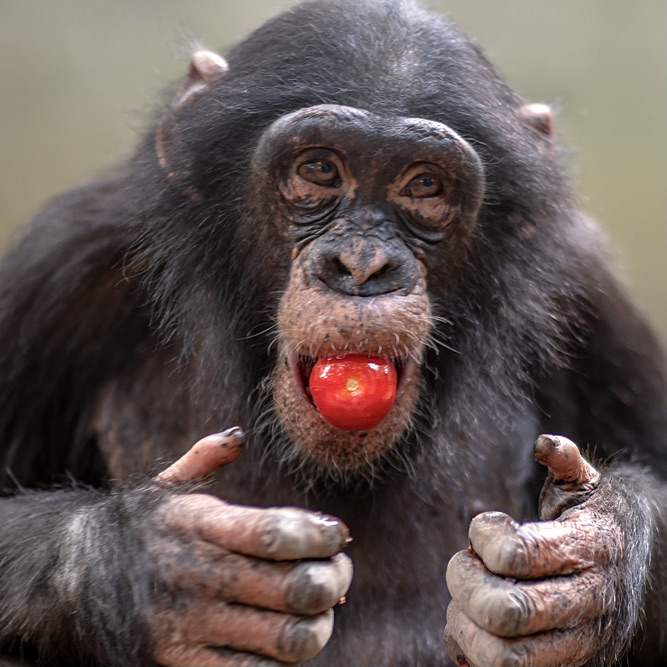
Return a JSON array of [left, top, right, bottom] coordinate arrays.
[[252, 105, 484, 470]]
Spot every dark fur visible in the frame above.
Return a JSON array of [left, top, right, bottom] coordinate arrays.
[[0, 0, 666, 665]]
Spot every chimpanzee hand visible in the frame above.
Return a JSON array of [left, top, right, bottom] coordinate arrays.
[[444, 435, 638, 667], [144, 428, 353, 667]]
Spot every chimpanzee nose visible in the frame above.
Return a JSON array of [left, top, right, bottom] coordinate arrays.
[[309, 236, 419, 297]]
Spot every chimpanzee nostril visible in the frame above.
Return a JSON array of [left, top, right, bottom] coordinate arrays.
[[334, 257, 352, 279], [335, 247, 396, 287], [372, 263, 392, 279], [306, 236, 420, 297]]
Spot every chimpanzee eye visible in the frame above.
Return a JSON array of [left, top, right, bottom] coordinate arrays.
[[297, 160, 340, 187], [401, 173, 443, 198]]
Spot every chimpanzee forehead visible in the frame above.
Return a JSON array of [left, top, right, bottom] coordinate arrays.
[[254, 103, 482, 172]]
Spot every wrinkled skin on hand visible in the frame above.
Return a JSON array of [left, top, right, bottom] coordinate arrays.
[[444, 435, 624, 667], [146, 429, 353, 667]]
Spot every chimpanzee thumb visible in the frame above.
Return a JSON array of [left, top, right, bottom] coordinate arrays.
[[534, 434, 600, 520], [156, 427, 245, 486]]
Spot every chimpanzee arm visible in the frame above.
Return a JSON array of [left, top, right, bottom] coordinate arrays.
[[445, 436, 667, 667], [0, 191, 352, 667], [0, 434, 352, 667], [0, 181, 156, 663], [445, 271, 667, 666], [0, 487, 157, 665]]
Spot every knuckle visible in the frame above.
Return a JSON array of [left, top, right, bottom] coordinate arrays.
[[332, 552, 354, 591], [474, 587, 535, 637], [286, 561, 338, 614], [488, 648, 530, 667], [444, 551, 462, 582], [262, 508, 345, 559], [471, 511, 516, 535], [278, 609, 334, 662], [285, 554, 353, 614], [261, 508, 313, 558], [470, 513, 534, 577], [446, 548, 475, 586], [484, 535, 528, 576], [473, 637, 534, 667]]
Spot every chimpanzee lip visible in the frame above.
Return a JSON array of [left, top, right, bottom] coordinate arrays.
[[287, 350, 417, 409]]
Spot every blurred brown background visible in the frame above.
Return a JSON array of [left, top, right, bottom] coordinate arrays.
[[0, 0, 664, 340]]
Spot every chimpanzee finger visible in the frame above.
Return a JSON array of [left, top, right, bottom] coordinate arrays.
[[165, 549, 352, 615], [444, 600, 595, 667], [468, 511, 620, 579], [534, 434, 600, 520], [446, 549, 603, 637], [157, 428, 245, 485], [154, 603, 334, 665], [160, 493, 351, 560]]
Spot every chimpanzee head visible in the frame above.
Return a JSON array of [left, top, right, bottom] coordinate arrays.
[[250, 104, 484, 468], [150, 0, 569, 480]]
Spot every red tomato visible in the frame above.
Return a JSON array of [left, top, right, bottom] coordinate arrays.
[[309, 355, 397, 431]]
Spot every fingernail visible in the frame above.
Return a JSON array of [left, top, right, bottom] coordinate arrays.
[[218, 426, 245, 440]]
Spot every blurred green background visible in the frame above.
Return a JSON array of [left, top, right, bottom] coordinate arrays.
[[0, 0, 664, 340]]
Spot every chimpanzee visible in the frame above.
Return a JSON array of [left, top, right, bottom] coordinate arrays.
[[0, 1, 665, 666]]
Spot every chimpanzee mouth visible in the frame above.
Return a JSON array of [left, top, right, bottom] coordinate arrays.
[[287, 351, 418, 407]]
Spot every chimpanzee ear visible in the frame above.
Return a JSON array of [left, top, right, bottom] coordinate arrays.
[[156, 50, 228, 199], [516, 103, 553, 138]]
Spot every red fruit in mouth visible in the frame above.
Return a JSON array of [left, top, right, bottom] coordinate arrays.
[[308, 355, 397, 431]]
